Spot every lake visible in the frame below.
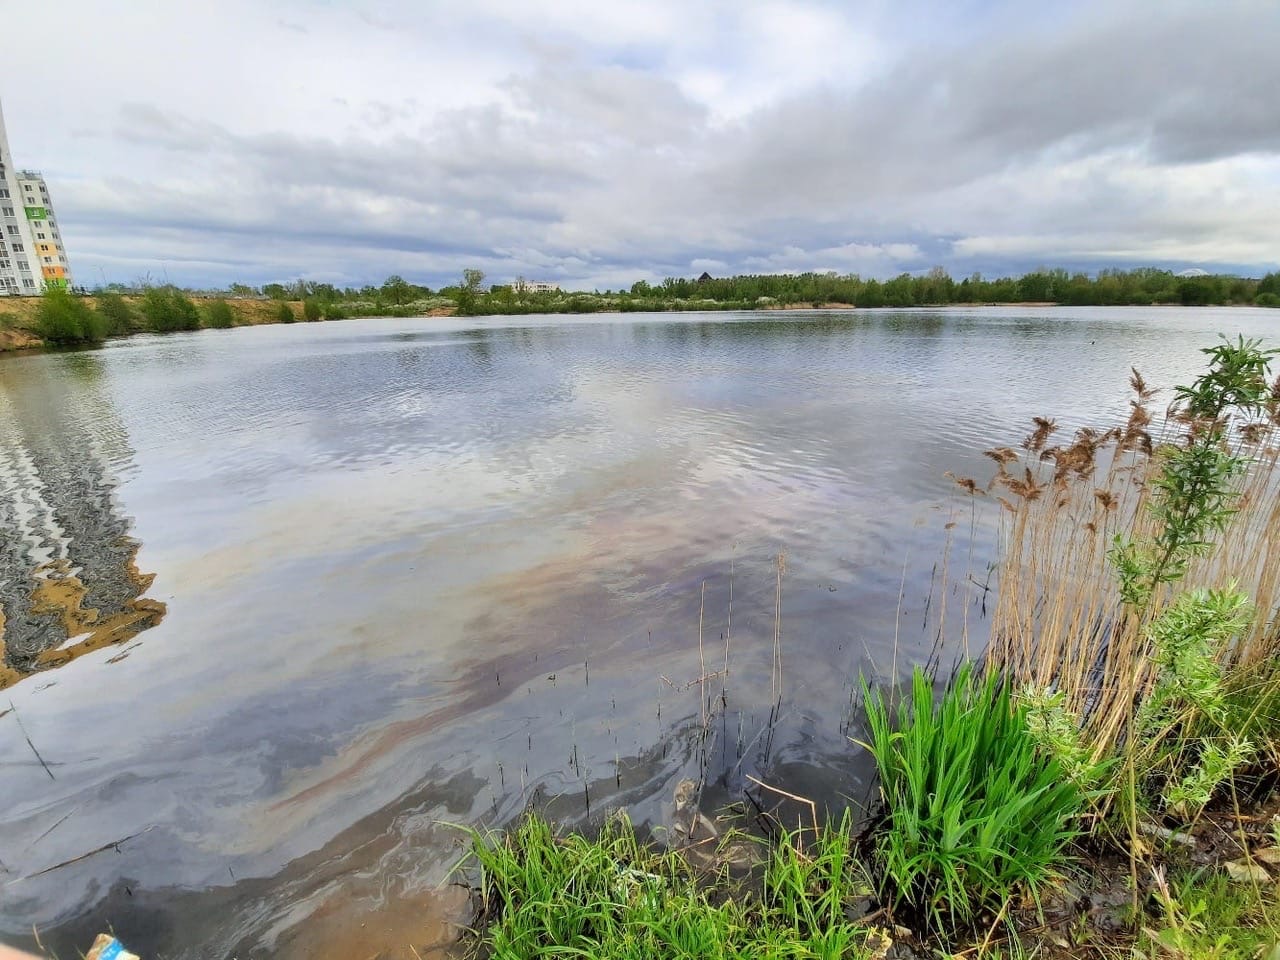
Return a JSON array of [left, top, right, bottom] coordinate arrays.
[[0, 306, 1273, 957]]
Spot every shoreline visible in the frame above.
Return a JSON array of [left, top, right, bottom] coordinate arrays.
[[1, 296, 1271, 354]]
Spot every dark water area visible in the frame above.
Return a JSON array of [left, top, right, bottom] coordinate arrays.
[[0, 306, 1274, 957]]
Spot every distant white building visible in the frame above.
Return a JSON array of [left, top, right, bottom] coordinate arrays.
[[0, 98, 72, 295], [514, 278, 560, 293]]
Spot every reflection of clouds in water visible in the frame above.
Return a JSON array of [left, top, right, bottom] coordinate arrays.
[[0, 308, 1256, 957]]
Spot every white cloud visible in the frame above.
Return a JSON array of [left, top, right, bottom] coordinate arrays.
[[3, 0, 1278, 288]]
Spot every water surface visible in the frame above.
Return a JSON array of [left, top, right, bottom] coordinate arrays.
[[0, 306, 1272, 956]]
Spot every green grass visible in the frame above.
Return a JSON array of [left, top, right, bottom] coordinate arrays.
[[862, 663, 1086, 934], [463, 811, 879, 960], [1138, 867, 1280, 960]]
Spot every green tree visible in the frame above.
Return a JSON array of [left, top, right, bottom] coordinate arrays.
[[303, 299, 322, 321], [35, 288, 106, 345], [276, 302, 296, 324], [455, 268, 487, 315], [381, 275, 412, 305], [204, 299, 237, 329], [262, 283, 289, 300]]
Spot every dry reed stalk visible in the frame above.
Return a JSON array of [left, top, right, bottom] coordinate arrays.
[[745, 774, 820, 843], [772, 552, 787, 707], [698, 581, 707, 733], [976, 369, 1280, 759]]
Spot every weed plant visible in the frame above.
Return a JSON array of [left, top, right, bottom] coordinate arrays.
[[861, 663, 1086, 934], [1138, 866, 1280, 960]]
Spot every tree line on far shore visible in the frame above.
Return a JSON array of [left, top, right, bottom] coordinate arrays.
[[14, 266, 1280, 344], [257, 266, 1280, 316]]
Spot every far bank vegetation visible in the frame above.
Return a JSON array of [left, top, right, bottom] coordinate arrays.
[[2, 266, 1276, 350]]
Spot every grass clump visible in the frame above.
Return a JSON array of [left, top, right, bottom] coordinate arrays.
[[203, 298, 237, 329], [34, 287, 106, 345], [862, 663, 1087, 934], [303, 298, 322, 321], [275, 302, 296, 324], [465, 812, 878, 960]]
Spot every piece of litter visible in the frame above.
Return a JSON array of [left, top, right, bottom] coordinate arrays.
[[1224, 859, 1270, 883], [86, 933, 141, 960]]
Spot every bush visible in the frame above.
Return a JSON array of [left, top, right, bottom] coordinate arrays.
[[1256, 292, 1280, 308], [862, 663, 1084, 933], [94, 291, 136, 336], [303, 299, 322, 321], [275, 302, 296, 324], [140, 286, 201, 332], [323, 304, 348, 321], [203, 299, 236, 329], [34, 288, 106, 345]]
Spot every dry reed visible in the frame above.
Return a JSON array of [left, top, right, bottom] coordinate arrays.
[[964, 364, 1280, 760]]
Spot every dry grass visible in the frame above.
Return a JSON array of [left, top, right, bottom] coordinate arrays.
[[961, 365, 1280, 761]]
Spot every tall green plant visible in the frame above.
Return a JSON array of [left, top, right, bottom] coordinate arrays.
[[1110, 337, 1277, 608], [1107, 338, 1277, 826], [862, 664, 1085, 933]]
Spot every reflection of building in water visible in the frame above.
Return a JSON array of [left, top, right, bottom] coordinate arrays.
[[0, 356, 164, 688]]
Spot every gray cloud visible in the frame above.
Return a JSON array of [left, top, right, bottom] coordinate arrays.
[[5, 0, 1277, 288]]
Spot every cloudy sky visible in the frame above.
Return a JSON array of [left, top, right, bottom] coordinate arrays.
[[3, 0, 1278, 290]]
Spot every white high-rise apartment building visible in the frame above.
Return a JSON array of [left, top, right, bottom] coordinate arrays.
[[0, 98, 72, 296]]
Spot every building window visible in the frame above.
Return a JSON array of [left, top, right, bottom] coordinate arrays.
[[43, 256, 53, 263], [0, 260, 9, 269], [1, 206, 12, 217], [5, 226, 18, 236], [0, 189, 7, 198], [11, 242, 23, 251], [22, 278, 34, 288], [37, 232, 46, 239]]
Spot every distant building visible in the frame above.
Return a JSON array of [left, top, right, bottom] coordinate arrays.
[[514, 278, 560, 293], [697, 271, 713, 283], [0, 98, 72, 295]]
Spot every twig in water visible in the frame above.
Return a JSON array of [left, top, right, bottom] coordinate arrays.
[[13, 826, 157, 883], [9, 701, 54, 781], [698, 581, 707, 733], [746, 774, 819, 841]]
